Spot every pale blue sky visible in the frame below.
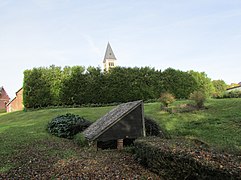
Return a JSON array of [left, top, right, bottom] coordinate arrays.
[[1, 0, 241, 98]]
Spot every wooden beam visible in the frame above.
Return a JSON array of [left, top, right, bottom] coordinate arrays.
[[141, 101, 146, 137]]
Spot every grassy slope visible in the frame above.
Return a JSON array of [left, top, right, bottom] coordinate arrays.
[[0, 106, 113, 173], [0, 99, 240, 175], [145, 98, 241, 153]]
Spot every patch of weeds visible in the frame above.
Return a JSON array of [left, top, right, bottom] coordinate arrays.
[[0, 164, 13, 173], [73, 133, 88, 147]]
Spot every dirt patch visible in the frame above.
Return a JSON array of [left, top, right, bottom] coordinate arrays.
[[0, 138, 160, 179], [162, 104, 207, 114]]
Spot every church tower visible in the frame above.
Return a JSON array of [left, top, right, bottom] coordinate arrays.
[[103, 42, 117, 72]]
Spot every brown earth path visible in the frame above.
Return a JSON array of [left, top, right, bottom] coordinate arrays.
[[0, 139, 161, 179]]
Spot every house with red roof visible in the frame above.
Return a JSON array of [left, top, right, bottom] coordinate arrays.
[[6, 88, 24, 112], [0, 86, 10, 111]]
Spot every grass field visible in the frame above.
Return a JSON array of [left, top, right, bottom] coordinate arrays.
[[0, 106, 113, 174], [0, 98, 240, 178], [145, 98, 241, 153]]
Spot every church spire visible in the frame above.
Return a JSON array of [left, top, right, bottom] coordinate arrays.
[[103, 42, 117, 72], [103, 42, 116, 63]]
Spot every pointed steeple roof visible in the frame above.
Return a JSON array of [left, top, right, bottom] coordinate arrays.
[[103, 42, 116, 63]]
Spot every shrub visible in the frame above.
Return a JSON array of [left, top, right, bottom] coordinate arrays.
[[47, 113, 92, 139], [212, 80, 227, 98], [223, 90, 241, 98], [159, 92, 175, 107], [144, 117, 169, 138], [189, 91, 206, 109], [134, 137, 241, 179]]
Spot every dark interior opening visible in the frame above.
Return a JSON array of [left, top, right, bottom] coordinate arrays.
[[123, 138, 135, 146], [97, 138, 135, 150], [97, 140, 117, 149]]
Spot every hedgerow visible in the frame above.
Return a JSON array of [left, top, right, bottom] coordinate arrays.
[[223, 90, 241, 98], [23, 65, 207, 108], [134, 137, 241, 179]]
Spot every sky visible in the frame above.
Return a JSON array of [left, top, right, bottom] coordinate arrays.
[[1, 0, 241, 99]]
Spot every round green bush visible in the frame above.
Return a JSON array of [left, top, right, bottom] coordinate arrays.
[[189, 90, 206, 108], [47, 113, 92, 139], [159, 92, 175, 107]]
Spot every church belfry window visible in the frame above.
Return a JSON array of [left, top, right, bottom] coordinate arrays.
[[109, 62, 114, 67]]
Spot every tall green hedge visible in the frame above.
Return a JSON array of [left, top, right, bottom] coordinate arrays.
[[23, 65, 202, 108], [162, 68, 198, 99]]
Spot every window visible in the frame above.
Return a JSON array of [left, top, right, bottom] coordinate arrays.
[[109, 62, 114, 67]]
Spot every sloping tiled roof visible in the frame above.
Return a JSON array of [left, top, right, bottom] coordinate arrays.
[[83, 100, 142, 141], [226, 85, 241, 91], [103, 42, 116, 63], [0, 86, 3, 96]]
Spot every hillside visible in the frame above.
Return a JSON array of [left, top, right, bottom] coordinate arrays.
[[0, 99, 240, 178], [145, 98, 241, 153]]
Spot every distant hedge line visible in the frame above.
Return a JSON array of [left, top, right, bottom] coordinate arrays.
[[23, 65, 213, 109], [134, 137, 241, 179]]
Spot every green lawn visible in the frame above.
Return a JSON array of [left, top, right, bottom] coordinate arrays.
[[145, 98, 241, 153], [0, 98, 240, 177], [0, 106, 113, 174]]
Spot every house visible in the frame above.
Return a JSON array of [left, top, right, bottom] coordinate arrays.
[[103, 42, 117, 72], [83, 100, 145, 150], [6, 88, 24, 112], [0, 86, 10, 111], [226, 85, 241, 92]]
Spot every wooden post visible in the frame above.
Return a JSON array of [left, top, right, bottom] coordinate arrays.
[[141, 101, 146, 137], [117, 139, 124, 150], [93, 141, 98, 151]]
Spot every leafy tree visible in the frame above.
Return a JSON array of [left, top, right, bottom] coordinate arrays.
[[23, 67, 52, 108], [188, 70, 215, 98], [162, 68, 198, 99], [212, 80, 227, 98]]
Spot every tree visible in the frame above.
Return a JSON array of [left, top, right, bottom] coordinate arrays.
[[188, 70, 215, 98], [162, 68, 198, 99], [23, 67, 52, 108], [212, 80, 227, 98]]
